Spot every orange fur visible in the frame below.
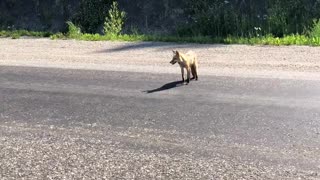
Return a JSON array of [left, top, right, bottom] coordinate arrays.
[[170, 50, 198, 84]]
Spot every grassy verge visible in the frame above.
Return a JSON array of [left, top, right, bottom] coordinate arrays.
[[63, 33, 320, 46], [2, 29, 320, 46], [0, 30, 52, 39]]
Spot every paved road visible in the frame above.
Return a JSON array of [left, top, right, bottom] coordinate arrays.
[[0, 65, 319, 179]]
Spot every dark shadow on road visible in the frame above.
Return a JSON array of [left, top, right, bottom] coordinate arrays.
[[143, 81, 184, 93], [106, 42, 172, 52], [95, 42, 225, 53]]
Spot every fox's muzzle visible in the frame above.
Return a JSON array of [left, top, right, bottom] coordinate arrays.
[[170, 60, 177, 65]]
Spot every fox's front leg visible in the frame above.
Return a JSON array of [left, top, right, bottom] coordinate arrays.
[[180, 67, 185, 82]]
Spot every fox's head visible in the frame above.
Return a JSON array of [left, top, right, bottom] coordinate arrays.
[[170, 50, 180, 65]]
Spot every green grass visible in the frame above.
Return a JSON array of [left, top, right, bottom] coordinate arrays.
[[74, 33, 225, 44], [73, 33, 320, 46], [221, 34, 320, 46], [2, 29, 320, 46]]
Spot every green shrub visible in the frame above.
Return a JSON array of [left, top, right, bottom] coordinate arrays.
[[73, 0, 112, 33], [311, 37, 320, 45], [103, 1, 126, 36], [66, 21, 82, 39], [11, 33, 20, 39], [129, 25, 140, 35], [80, 33, 108, 41], [50, 32, 65, 40], [0, 30, 8, 37], [308, 19, 320, 38], [182, 0, 318, 38]]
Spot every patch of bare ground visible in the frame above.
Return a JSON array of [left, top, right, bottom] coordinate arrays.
[[1, 38, 319, 80]]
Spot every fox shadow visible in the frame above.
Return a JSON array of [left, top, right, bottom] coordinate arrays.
[[143, 80, 184, 94]]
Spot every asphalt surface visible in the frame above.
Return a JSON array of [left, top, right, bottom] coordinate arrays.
[[0, 65, 320, 179]]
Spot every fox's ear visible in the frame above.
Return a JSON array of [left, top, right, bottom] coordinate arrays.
[[176, 51, 180, 56], [172, 50, 176, 54]]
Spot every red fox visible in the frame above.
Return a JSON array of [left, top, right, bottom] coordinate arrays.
[[170, 50, 198, 84]]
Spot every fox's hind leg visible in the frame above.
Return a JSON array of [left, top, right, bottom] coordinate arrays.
[[194, 61, 198, 81], [191, 65, 196, 80]]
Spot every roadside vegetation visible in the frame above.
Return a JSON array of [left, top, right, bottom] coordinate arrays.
[[2, 0, 320, 46], [0, 30, 52, 39], [3, 25, 320, 46]]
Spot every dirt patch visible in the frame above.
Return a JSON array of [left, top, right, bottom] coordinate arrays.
[[1, 38, 320, 80]]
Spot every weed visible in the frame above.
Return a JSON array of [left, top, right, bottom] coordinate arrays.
[[66, 21, 82, 39]]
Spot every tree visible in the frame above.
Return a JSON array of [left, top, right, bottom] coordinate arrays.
[[103, 1, 126, 35]]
